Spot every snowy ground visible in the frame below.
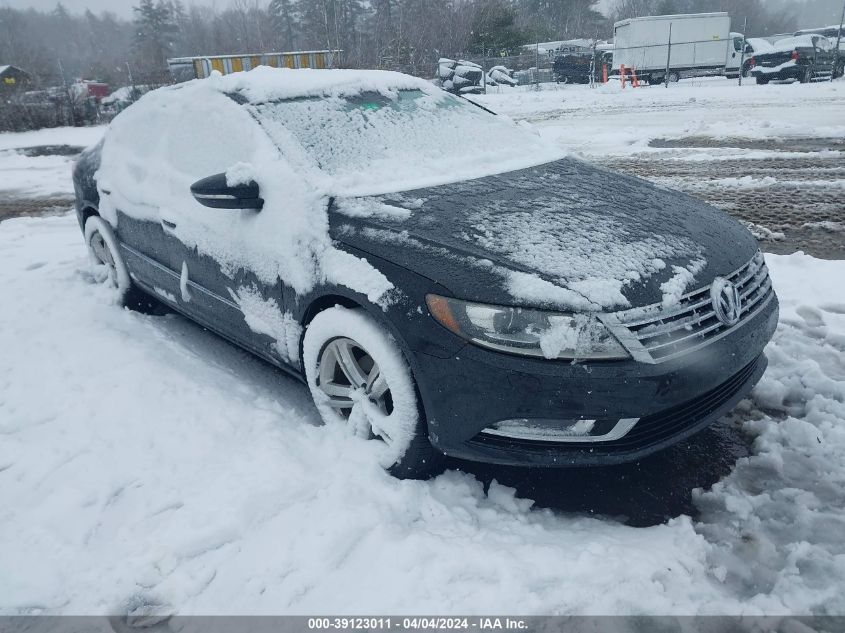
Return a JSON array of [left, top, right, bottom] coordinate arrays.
[[1, 78, 845, 615], [0, 126, 104, 221]]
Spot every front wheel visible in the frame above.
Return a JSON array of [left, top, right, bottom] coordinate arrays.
[[84, 215, 160, 311], [756, 75, 770, 85], [303, 306, 443, 479]]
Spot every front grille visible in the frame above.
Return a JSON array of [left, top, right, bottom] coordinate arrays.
[[470, 356, 763, 455], [613, 251, 774, 363]]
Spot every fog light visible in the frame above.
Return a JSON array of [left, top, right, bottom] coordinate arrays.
[[480, 417, 639, 443]]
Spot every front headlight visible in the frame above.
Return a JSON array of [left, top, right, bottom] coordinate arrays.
[[426, 294, 629, 360]]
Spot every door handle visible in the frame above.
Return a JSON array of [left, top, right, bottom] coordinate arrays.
[[162, 219, 177, 230]]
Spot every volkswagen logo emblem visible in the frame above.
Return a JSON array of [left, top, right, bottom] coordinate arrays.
[[711, 277, 742, 326]]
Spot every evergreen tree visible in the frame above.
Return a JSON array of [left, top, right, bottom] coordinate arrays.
[[132, 0, 179, 76], [269, 0, 301, 50]]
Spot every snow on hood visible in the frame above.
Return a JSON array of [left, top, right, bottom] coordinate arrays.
[[333, 159, 759, 312], [746, 38, 774, 53]]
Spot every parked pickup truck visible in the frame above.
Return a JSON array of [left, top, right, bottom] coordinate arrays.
[[749, 34, 838, 84]]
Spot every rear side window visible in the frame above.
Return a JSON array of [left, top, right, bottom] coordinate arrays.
[[814, 37, 832, 51]]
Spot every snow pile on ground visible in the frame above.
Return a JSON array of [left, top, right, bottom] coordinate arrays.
[[1, 213, 844, 614], [695, 253, 845, 613]]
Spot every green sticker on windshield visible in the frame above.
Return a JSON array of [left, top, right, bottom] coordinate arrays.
[[360, 102, 381, 111]]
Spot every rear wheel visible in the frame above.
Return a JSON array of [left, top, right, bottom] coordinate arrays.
[[756, 75, 770, 85], [303, 306, 443, 479], [667, 71, 680, 83], [801, 66, 814, 83]]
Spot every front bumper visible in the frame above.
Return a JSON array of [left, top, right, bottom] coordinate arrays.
[[412, 291, 778, 467]]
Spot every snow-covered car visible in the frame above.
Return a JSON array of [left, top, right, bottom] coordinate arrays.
[[72, 68, 778, 478], [749, 34, 838, 84]]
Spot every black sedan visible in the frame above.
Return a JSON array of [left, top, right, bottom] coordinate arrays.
[[73, 68, 778, 478]]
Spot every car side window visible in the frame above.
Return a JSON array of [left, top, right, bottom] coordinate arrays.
[[164, 95, 258, 188], [815, 37, 831, 51]]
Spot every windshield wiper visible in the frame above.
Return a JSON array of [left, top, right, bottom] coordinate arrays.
[[458, 95, 498, 115]]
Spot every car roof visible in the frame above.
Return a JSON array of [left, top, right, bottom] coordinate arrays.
[[773, 34, 822, 49], [203, 66, 436, 105]]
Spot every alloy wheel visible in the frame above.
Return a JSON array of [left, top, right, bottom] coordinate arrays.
[[317, 336, 394, 439], [89, 230, 117, 286]]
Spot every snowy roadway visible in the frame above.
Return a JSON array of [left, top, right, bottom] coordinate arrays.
[[1, 79, 845, 615]]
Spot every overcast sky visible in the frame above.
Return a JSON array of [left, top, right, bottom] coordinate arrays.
[[0, 0, 832, 21], [0, 0, 223, 18], [0, 0, 614, 18]]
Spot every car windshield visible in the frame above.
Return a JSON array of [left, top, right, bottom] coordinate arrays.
[[248, 89, 561, 195]]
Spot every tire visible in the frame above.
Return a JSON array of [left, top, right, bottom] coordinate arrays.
[[756, 75, 770, 85], [84, 215, 154, 310], [800, 66, 813, 83], [303, 306, 443, 479], [667, 71, 680, 83]]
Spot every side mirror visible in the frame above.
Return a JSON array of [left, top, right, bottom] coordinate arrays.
[[190, 173, 264, 211]]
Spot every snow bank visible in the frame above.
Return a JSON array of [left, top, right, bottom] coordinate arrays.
[[695, 252, 845, 614], [3, 214, 845, 615]]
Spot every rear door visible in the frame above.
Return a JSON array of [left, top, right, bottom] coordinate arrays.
[[812, 35, 836, 71]]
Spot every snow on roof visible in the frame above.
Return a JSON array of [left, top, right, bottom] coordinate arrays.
[[771, 34, 821, 51], [208, 66, 435, 103], [0, 65, 10, 75]]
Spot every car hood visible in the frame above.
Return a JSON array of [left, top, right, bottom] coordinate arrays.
[[329, 158, 758, 312]]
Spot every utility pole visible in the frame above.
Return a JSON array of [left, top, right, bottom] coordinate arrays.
[[834, 0, 845, 81], [481, 38, 487, 95], [664, 22, 673, 88], [738, 17, 748, 86], [57, 58, 77, 127]]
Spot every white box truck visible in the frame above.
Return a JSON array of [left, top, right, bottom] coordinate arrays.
[[613, 13, 732, 83]]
